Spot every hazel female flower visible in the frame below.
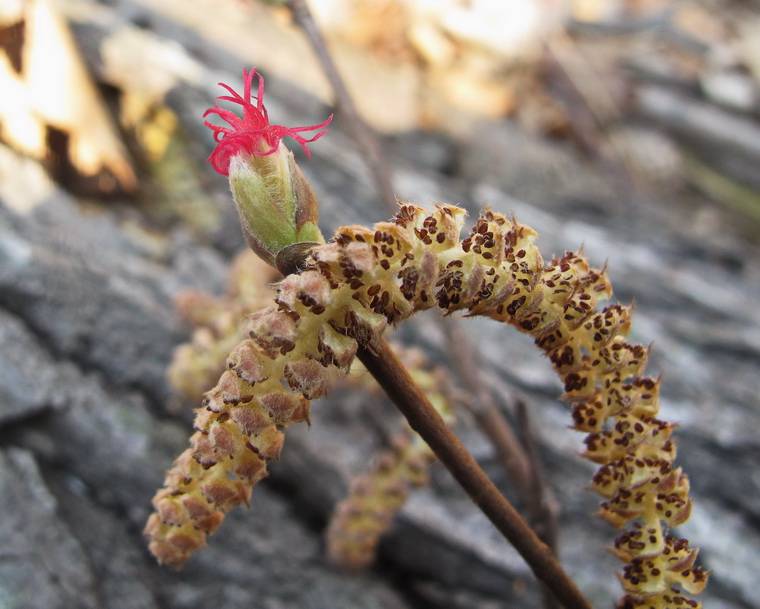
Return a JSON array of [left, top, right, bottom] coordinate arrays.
[[204, 67, 332, 176], [203, 68, 331, 270]]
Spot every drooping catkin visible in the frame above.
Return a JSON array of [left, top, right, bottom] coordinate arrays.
[[168, 253, 453, 569], [147, 203, 707, 607], [146, 272, 368, 567], [325, 351, 454, 568], [167, 251, 280, 403]]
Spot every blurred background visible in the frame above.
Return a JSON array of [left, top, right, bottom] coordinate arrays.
[[1, 0, 759, 608]]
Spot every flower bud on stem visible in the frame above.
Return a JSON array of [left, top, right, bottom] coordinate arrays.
[[204, 67, 331, 267]]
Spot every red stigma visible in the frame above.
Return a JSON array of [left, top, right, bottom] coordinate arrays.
[[203, 68, 332, 176]]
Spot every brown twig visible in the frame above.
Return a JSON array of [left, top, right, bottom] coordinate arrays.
[[285, 0, 397, 212], [357, 339, 592, 609], [542, 31, 643, 214], [515, 401, 560, 545], [281, 7, 555, 537], [515, 400, 562, 609], [444, 323, 532, 498], [444, 323, 561, 609]]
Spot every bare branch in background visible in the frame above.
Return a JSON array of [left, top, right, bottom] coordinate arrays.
[[284, 0, 397, 213], [446, 324, 561, 609]]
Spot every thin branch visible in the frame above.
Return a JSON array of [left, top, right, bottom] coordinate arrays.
[[446, 321, 561, 609], [285, 0, 397, 212], [515, 400, 562, 609], [444, 323, 532, 497], [542, 30, 643, 214], [357, 338, 592, 609], [515, 400, 560, 544]]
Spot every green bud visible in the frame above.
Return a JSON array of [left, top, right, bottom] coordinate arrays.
[[228, 145, 324, 271]]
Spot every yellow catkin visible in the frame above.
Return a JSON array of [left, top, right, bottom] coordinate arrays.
[[326, 353, 453, 569], [325, 432, 435, 568], [167, 251, 280, 403], [168, 251, 452, 570], [147, 204, 706, 607]]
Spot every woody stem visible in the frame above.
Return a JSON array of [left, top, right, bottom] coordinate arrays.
[[357, 339, 592, 609], [286, 0, 397, 213]]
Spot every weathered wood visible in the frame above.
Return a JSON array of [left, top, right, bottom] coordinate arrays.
[[0, 0, 136, 195]]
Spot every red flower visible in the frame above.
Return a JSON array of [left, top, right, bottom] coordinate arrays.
[[203, 68, 333, 176]]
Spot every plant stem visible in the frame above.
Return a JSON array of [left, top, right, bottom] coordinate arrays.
[[357, 338, 592, 609], [286, 0, 397, 212], [515, 400, 562, 609], [444, 323, 533, 498]]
